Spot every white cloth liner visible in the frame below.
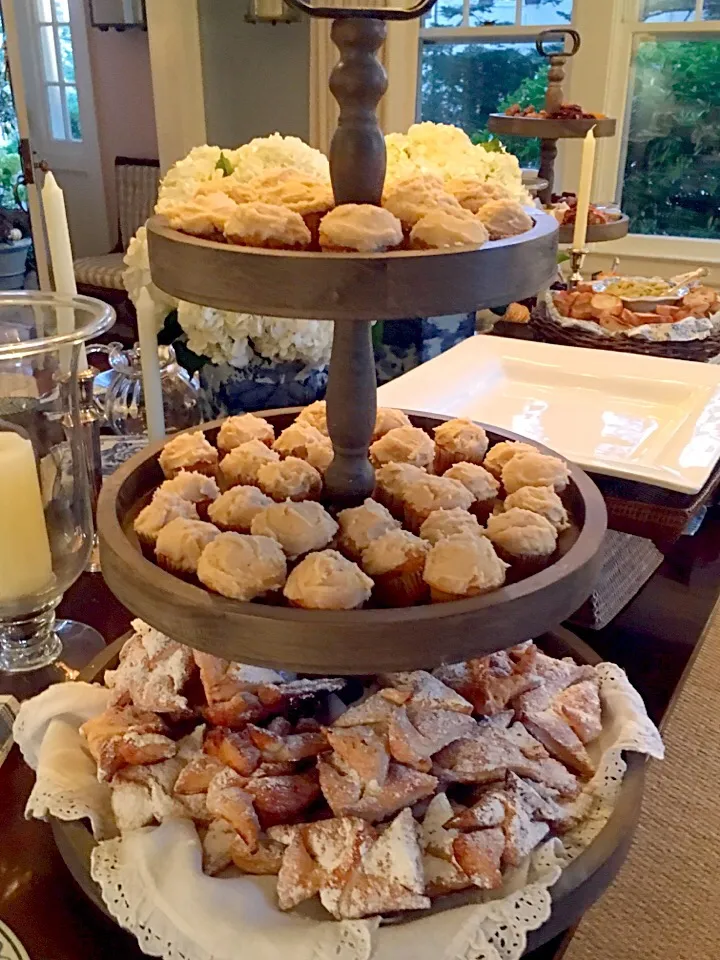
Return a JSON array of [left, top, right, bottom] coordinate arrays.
[[14, 664, 663, 960]]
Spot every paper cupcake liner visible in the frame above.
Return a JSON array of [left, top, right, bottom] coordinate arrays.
[[164, 460, 218, 481], [372, 484, 405, 520], [433, 447, 485, 475], [493, 543, 555, 580], [372, 562, 428, 608], [403, 504, 433, 535], [155, 554, 198, 582], [469, 499, 495, 525]]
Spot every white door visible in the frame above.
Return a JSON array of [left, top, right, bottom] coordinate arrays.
[[5, 0, 111, 259]]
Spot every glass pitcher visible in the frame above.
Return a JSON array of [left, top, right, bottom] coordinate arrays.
[[89, 341, 201, 436]]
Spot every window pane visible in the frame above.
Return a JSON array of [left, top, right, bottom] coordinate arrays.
[[420, 41, 547, 166], [66, 86, 82, 141], [703, 0, 720, 18], [639, 0, 695, 21], [58, 26, 76, 82], [46, 84, 66, 139], [423, 0, 463, 27], [521, 0, 573, 25], [53, 0, 70, 21], [469, 0, 515, 27], [620, 39, 720, 239], [35, 0, 52, 22], [39, 25, 59, 82]]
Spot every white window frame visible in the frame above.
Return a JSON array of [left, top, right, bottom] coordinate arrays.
[[419, 0, 720, 266]]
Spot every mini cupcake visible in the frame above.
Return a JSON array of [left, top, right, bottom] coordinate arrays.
[[257, 456, 323, 502], [410, 209, 489, 250], [163, 193, 238, 240], [254, 176, 334, 245], [250, 500, 338, 560], [485, 507, 558, 575], [503, 485, 570, 533], [373, 407, 412, 440], [369, 426, 435, 472], [218, 439, 280, 491], [157, 470, 220, 521], [433, 418, 489, 474], [361, 528, 430, 608], [401, 473, 474, 533], [444, 176, 512, 213], [483, 441, 538, 481], [224, 201, 311, 250], [155, 517, 220, 579], [423, 534, 508, 603], [295, 400, 328, 436], [208, 485, 273, 533], [383, 177, 461, 238], [373, 462, 427, 518], [443, 462, 499, 523], [272, 422, 334, 474], [319, 205, 403, 253], [336, 498, 400, 562], [283, 549, 373, 610], [159, 431, 219, 480], [501, 452, 570, 496], [195, 178, 256, 204], [217, 413, 275, 455], [197, 532, 287, 601], [419, 507, 485, 545], [133, 492, 199, 554], [476, 200, 534, 241]]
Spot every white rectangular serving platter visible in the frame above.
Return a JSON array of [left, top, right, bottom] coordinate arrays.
[[377, 335, 720, 494]]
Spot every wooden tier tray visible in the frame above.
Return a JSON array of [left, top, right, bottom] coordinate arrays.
[[146, 213, 560, 320], [97, 410, 607, 675], [558, 213, 630, 245], [488, 115, 617, 140], [51, 627, 645, 953]]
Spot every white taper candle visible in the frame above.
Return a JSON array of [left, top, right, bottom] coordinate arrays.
[[572, 127, 597, 252], [136, 287, 166, 442]]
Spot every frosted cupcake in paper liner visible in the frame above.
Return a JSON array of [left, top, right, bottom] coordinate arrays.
[[444, 175, 513, 213], [217, 439, 279, 491], [224, 201, 311, 250], [295, 400, 328, 436], [217, 413, 275, 455], [443, 461, 499, 523], [273, 422, 334, 474], [197, 532, 287, 601], [373, 462, 427, 518], [283, 549, 373, 610], [155, 517, 220, 579], [369, 425, 435, 472], [336, 498, 401, 562], [157, 470, 220, 521], [252, 173, 334, 245], [433, 418, 489, 473], [133, 492, 199, 554], [208, 485, 273, 533], [383, 176, 462, 239], [503, 484, 571, 533], [319, 204, 403, 253], [361, 528, 430, 607], [257, 456, 323, 503], [401, 473, 475, 534], [161, 192, 238, 240], [158, 431, 219, 480], [251, 500, 338, 560], [423, 534, 508, 603], [373, 407, 412, 440], [501, 451, 570, 496], [483, 440, 538, 481], [485, 507, 558, 576], [419, 506, 485, 545], [476, 199, 534, 241], [410, 209, 489, 250]]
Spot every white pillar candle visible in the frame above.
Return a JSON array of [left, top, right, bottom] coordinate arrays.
[[0, 432, 53, 604], [136, 287, 166, 442], [572, 127, 597, 252], [42, 172, 87, 371]]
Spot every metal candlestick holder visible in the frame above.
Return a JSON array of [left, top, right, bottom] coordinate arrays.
[[568, 248, 587, 288]]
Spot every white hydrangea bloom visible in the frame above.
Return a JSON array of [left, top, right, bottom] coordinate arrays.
[[227, 133, 330, 184], [157, 145, 224, 204], [122, 227, 178, 332]]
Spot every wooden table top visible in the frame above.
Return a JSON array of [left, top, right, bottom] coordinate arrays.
[[3, 507, 720, 960]]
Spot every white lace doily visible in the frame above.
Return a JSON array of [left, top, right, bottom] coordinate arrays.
[[14, 664, 663, 960]]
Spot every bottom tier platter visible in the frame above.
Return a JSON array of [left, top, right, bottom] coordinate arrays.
[[97, 410, 607, 674], [53, 627, 645, 954]]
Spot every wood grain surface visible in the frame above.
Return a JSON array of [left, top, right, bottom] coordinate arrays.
[[488, 115, 617, 140]]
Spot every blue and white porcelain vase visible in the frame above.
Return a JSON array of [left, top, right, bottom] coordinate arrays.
[[198, 356, 329, 419], [374, 313, 475, 385]]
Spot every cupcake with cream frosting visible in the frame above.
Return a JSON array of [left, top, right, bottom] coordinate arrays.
[[155, 517, 220, 578], [361, 528, 430, 607], [444, 176, 512, 213], [257, 456, 322, 502], [336, 498, 400, 562], [419, 507, 485, 545], [295, 400, 328, 436], [133, 492, 199, 553], [163, 192, 238, 240], [483, 440, 538, 481], [369, 425, 435, 472], [218, 439, 279, 491], [503, 485, 570, 533], [159, 431, 219, 480], [273, 422, 334, 474], [251, 500, 338, 560], [252, 175, 334, 244], [501, 451, 570, 496], [208, 485, 273, 533], [476, 200, 534, 241], [319, 204, 403, 253], [197, 532, 287, 601], [224, 201, 311, 250], [283, 549, 373, 610], [443, 461, 499, 523], [217, 413, 275, 455], [373, 462, 427, 518], [433, 418, 489, 474], [423, 534, 508, 603], [157, 470, 220, 521], [195, 178, 256, 204], [401, 473, 475, 533], [485, 507, 558, 575], [373, 407, 412, 440], [410, 209, 489, 250], [383, 178, 462, 240]]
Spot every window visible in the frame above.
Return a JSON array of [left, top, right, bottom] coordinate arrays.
[[33, 0, 82, 141], [418, 0, 720, 256]]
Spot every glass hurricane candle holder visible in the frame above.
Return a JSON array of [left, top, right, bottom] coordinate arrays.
[[0, 292, 114, 687]]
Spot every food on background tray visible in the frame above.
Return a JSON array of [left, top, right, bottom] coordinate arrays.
[[504, 102, 605, 121], [132, 411, 573, 609], [548, 194, 621, 227], [552, 284, 720, 332], [79, 621, 608, 919]]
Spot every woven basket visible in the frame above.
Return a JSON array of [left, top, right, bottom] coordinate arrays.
[[532, 296, 720, 362]]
